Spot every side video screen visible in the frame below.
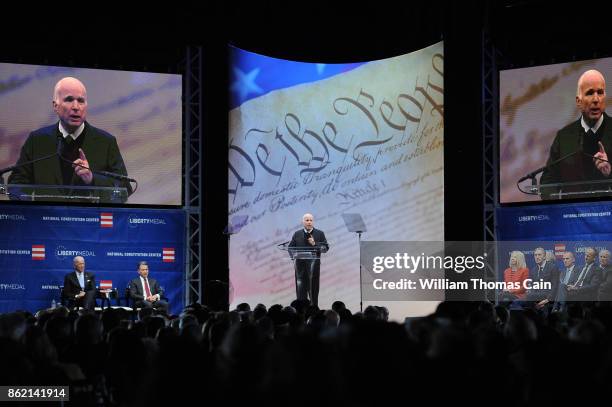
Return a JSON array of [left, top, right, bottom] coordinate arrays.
[[500, 58, 612, 203], [0, 63, 182, 205]]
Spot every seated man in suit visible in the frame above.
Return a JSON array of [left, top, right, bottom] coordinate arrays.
[[535, 250, 561, 310], [62, 256, 96, 310], [526, 247, 559, 304], [598, 249, 612, 301], [567, 247, 603, 301], [129, 261, 168, 314], [551, 251, 578, 311]]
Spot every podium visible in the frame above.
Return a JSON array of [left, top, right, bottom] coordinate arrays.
[[278, 243, 327, 306], [280, 245, 322, 261], [0, 183, 129, 204], [535, 179, 612, 199]]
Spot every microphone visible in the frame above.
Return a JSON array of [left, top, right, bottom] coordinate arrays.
[[1, 137, 65, 199], [519, 126, 612, 197], [58, 135, 137, 194], [95, 170, 137, 183], [517, 130, 587, 184], [518, 167, 546, 184], [0, 136, 64, 178], [2, 135, 136, 200], [55, 137, 137, 183]]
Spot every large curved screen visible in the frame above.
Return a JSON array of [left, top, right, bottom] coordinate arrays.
[[228, 42, 444, 317]]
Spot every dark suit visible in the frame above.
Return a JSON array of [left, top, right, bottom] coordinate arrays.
[[598, 264, 612, 301], [540, 113, 612, 199], [567, 262, 603, 301], [7, 122, 132, 200], [553, 265, 579, 310], [526, 260, 559, 302], [62, 271, 96, 310], [129, 277, 168, 313], [288, 228, 329, 307]]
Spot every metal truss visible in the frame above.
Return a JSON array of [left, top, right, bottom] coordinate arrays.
[[482, 30, 502, 298], [183, 46, 203, 305]]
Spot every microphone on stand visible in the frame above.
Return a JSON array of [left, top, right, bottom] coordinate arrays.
[[55, 135, 137, 185], [516, 127, 607, 196], [0, 135, 65, 179]]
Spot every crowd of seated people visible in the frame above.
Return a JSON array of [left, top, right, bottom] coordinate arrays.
[[2, 298, 612, 406], [501, 247, 612, 309]]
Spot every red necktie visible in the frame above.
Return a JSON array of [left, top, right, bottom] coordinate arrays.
[[144, 278, 152, 298]]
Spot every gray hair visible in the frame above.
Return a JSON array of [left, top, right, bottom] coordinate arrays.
[[576, 69, 606, 97], [53, 77, 87, 102]]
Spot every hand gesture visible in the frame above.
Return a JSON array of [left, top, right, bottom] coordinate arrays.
[[73, 148, 93, 184], [307, 236, 315, 246], [593, 142, 611, 176], [535, 299, 548, 309]]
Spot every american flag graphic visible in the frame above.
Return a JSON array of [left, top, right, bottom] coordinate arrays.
[[100, 280, 113, 290], [229, 45, 365, 109], [162, 248, 175, 263], [100, 213, 113, 228], [32, 245, 45, 260], [554, 244, 566, 258]]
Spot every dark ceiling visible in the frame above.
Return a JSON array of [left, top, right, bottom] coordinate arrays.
[[1, 1, 604, 71]]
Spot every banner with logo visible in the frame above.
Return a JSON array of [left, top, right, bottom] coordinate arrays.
[[0, 205, 185, 314], [496, 202, 612, 241], [495, 202, 612, 273]]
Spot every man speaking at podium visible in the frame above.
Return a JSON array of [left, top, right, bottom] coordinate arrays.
[[7, 77, 132, 195], [288, 213, 329, 307], [540, 70, 612, 199]]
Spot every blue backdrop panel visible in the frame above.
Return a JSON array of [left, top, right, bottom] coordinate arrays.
[[0, 205, 185, 315], [496, 202, 612, 241]]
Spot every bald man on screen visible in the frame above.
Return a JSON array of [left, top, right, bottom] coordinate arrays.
[[540, 69, 612, 199], [7, 77, 132, 198]]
